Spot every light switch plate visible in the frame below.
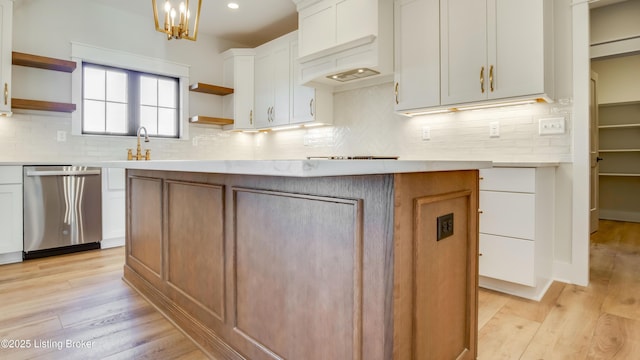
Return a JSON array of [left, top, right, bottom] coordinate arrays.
[[422, 126, 431, 141], [489, 121, 500, 138], [539, 117, 565, 135]]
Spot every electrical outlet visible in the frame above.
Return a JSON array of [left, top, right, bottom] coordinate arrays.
[[539, 117, 565, 135], [56, 131, 66, 142], [437, 213, 454, 241], [489, 121, 500, 138], [422, 126, 431, 141]]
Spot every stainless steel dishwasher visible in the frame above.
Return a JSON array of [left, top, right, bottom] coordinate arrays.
[[23, 165, 102, 259]]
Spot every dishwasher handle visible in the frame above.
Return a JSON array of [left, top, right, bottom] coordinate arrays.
[[26, 170, 102, 177]]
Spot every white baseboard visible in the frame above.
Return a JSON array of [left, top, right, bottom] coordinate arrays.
[[599, 209, 640, 223], [479, 276, 553, 301], [0, 251, 23, 265], [101, 237, 125, 249]]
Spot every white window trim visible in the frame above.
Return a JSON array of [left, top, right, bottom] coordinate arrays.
[[71, 42, 190, 140]]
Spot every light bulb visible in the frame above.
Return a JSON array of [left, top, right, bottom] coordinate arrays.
[[170, 8, 176, 19], [179, 2, 185, 14], [164, 1, 171, 13], [228, 2, 239, 9]]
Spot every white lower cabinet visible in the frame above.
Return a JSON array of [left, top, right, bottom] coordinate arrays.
[[0, 166, 23, 264], [101, 168, 125, 249], [479, 166, 555, 300]]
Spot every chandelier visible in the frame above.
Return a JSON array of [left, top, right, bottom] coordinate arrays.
[[152, 0, 202, 41]]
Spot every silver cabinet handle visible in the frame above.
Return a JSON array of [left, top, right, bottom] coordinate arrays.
[[26, 170, 101, 177]]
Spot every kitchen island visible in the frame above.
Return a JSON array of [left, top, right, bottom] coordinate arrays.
[[95, 159, 489, 360]]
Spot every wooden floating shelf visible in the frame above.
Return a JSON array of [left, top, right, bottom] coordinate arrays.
[[12, 98, 76, 113], [189, 115, 234, 126], [12, 51, 76, 73], [189, 83, 234, 96]]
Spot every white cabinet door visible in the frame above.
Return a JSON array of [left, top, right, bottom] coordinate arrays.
[[393, 0, 440, 112], [271, 42, 291, 127], [254, 49, 272, 128], [440, 0, 487, 105], [291, 41, 316, 124], [222, 49, 255, 130], [480, 167, 536, 193], [254, 40, 291, 128], [0, 184, 22, 254], [441, 0, 550, 106], [488, 0, 545, 100], [479, 191, 536, 240], [0, 0, 12, 114], [479, 233, 535, 286], [102, 168, 125, 243], [297, 0, 377, 59], [298, 0, 335, 59]]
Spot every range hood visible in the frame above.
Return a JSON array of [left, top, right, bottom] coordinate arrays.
[[293, 0, 393, 89]]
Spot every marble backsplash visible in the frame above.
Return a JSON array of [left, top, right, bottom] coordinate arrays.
[[0, 82, 573, 163]]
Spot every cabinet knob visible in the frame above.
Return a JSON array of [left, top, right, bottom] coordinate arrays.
[[478, 210, 484, 214]]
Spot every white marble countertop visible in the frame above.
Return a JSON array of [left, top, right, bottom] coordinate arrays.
[[69, 159, 494, 177], [491, 161, 561, 168]]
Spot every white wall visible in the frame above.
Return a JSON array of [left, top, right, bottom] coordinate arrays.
[[1, 0, 590, 285]]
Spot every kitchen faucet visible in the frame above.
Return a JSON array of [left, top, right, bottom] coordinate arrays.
[[130, 126, 151, 160]]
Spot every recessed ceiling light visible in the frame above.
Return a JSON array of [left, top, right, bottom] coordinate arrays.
[[227, 2, 239, 9]]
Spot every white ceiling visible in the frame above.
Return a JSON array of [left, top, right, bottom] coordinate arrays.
[[96, 0, 298, 48]]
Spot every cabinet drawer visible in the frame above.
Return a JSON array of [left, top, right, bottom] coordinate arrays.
[[479, 233, 535, 286], [480, 168, 535, 192], [0, 166, 22, 184], [480, 190, 535, 239]]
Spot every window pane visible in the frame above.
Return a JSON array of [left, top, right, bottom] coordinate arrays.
[[140, 105, 158, 134], [158, 79, 177, 108], [106, 102, 127, 133], [83, 100, 106, 132], [84, 67, 105, 100], [158, 108, 177, 136], [106, 71, 127, 103], [140, 76, 158, 106]]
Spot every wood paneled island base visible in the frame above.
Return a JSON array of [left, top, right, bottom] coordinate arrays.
[[123, 169, 479, 360]]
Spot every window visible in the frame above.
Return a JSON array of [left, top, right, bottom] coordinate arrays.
[[82, 63, 180, 138]]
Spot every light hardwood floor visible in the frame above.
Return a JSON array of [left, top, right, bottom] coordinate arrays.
[[0, 220, 638, 359], [479, 220, 640, 359], [0, 247, 208, 359]]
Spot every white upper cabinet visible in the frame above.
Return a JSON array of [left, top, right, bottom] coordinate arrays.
[[393, 0, 440, 113], [222, 49, 255, 130], [254, 34, 293, 128], [290, 41, 333, 125], [0, 0, 12, 115], [297, 0, 375, 59], [440, 0, 554, 106], [293, 0, 393, 87]]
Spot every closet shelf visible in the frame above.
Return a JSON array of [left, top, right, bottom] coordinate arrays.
[[189, 116, 234, 126], [189, 83, 234, 96], [599, 123, 640, 129], [599, 149, 640, 153], [12, 51, 76, 72], [12, 99, 76, 113], [599, 173, 640, 177]]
